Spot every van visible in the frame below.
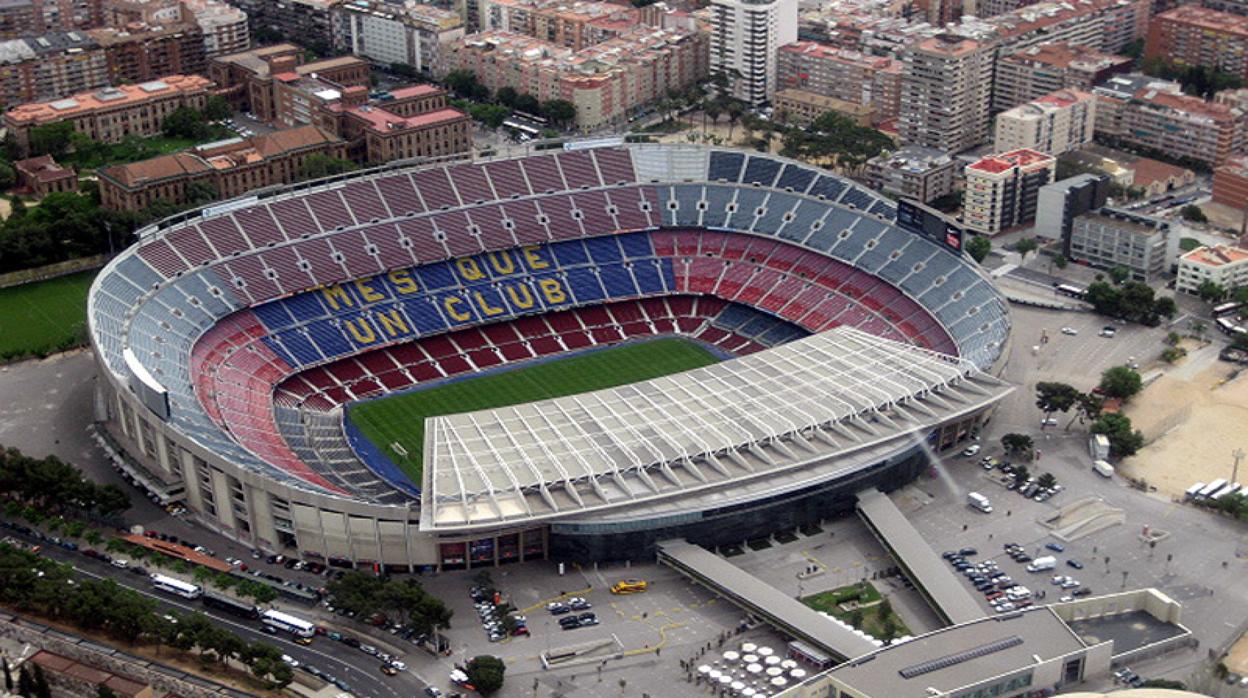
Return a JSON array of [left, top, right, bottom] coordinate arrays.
[[967, 492, 992, 513], [610, 579, 648, 595], [1185, 482, 1206, 500], [1026, 556, 1057, 572], [1092, 460, 1114, 478]]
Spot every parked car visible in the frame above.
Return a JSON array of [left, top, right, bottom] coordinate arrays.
[[1066, 559, 1084, 569], [1045, 542, 1065, 552]]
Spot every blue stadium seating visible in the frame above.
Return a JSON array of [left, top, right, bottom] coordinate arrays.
[[807, 176, 847, 202], [775, 164, 816, 193], [708, 151, 745, 182], [742, 156, 782, 187]]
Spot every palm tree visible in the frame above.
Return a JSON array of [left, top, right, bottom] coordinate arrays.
[[725, 101, 744, 142], [704, 100, 722, 134]]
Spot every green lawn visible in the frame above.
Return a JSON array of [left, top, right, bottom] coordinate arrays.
[[0, 270, 95, 361], [347, 338, 721, 484], [802, 582, 910, 642]]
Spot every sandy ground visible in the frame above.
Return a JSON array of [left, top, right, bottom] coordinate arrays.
[[1226, 631, 1248, 675], [1118, 350, 1248, 498]]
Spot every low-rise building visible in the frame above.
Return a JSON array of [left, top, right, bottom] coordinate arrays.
[[88, 20, 207, 84], [1214, 154, 1248, 210], [26, 650, 153, 698], [865, 145, 957, 204], [4, 74, 212, 152], [777, 41, 902, 123], [962, 147, 1056, 234], [993, 88, 1096, 155], [14, 154, 77, 197], [333, 0, 463, 77], [0, 30, 109, 110], [1177, 243, 1248, 294], [1070, 207, 1173, 282], [774, 88, 873, 126], [445, 27, 707, 131], [1034, 173, 1109, 253], [97, 124, 346, 211], [994, 43, 1131, 113]]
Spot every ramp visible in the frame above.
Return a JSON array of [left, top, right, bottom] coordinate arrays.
[[657, 540, 878, 662], [856, 488, 983, 625]]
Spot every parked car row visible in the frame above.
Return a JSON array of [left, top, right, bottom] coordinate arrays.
[[943, 549, 1033, 613], [980, 457, 1064, 502], [473, 585, 527, 641]]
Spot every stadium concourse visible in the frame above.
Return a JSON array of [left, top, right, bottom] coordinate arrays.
[[87, 143, 1013, 571]]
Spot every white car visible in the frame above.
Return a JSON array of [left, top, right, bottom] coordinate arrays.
[[1060, 327, 1078, 336], [1040, 417, 1058, 427], [110, 559, 129, 569], [281, 654, 300, 667], [390, 661, 407, 671], [961, 444, 981, 457], [162, 614, 178, 625]]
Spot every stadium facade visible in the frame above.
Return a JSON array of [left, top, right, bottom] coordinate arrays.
[[88, 144, 1012, 572]]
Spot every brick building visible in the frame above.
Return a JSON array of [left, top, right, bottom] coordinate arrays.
[[777, 41, 901, 124], [97, 123, 345, 211], [1214, 154, 1248, 210], [208, 44, 367, 121], [475, 0, 640, 51], [88, 20, 207, 84], [0, 0, 103, 39], [962, 148, 1056, 234], [228, 0, 339, 53], [25, 650, 152, 698], [5, 74, 212, 151], [0, 31, 109, 110], [993, 42, 1131, 112], [1146, 6, 1248, 82], [1101, 87, 1247, 168], [14, 154, 77, 196]]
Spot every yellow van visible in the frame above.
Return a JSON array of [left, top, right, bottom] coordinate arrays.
[[610, 579, 648, 594]]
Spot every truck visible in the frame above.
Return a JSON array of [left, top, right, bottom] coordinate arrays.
[[1026, 556, 1057, 573], [1092, 460, 1114, 478], [1088, 434, 1110, 461], [967, 492, 993, 513]]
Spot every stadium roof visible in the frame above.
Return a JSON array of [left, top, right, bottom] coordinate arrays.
[[421, 327, 1012, 530]]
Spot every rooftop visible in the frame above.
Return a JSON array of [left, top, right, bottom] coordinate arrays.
[[913, 33, 985, 56], [985, 0, 1139, 41], [28, 651, 149, 697], [346, 105, 468, 132], [1003, 41, 1130, 71], [1132, 88, 1244, 122], [1182, 244, 1248, 268], [1036, 88, 1094, 108], [825, 608, 1089, 697], [1155, 4, 1248, 35], [968, 148, 1055, 174], [1075, 207, 1168, 237], [387, 84, 444, 100], [14, 154, 75, 182], [780, 40, 897, 69], [1218, 153, 1248, 179], [1094, 72, 1180, 101], [869, 145, 954, 172], [4, 75, 212, 126]]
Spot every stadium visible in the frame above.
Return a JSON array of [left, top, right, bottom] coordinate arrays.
[[87, 143, 1013, 572]]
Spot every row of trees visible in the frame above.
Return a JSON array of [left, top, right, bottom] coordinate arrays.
[[778, 111, 895, 176], [1035, 367, 1146, 457], [443, 70, 576, 129], [1084, 279, 1177, 326], [0, 543, 292, 688], [0, 446, 130, 519], [326, 570, 453, 634], [1140, 57, 1244, 99]]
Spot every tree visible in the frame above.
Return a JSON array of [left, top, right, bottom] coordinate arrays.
[[1197, 279, 1227, 303], [298, 154, 357, 181], [0, 160, 14, 191], [27, 122, 76, 158], [32, 665, 49, 698], [965, 235, 991, 263], [725, 100, 744, 141], [1091, 413, 1144, 458], [1108, 265, 1130, 285], [848, 607, 864, 628], [1053, 255, 1067, 270], [1011, 464, 1030, 487], [3, 656, 11, 692], [1098, 366, 1142, 401], [513, 93, 541, 116], [203, 95, 232, 122], [1181, 205, 1207, 223], [1139, 679, 1186, 689], [1037, 472, 1057, 490], [9, 196, 27, 219], [98, 685, 118, 698], [162, 107, 209, 140], [443, 69, 481, 99], [466, 655, 506, 696], [17, 666, 31, 698], [495, 86, 518, 107], [1035, 382, 1079, 419], [542, 99, 576, 128], [1014, 237, 1038, 262], [1161, 346, 1186, 363], [1001, 433, 1034, 459]]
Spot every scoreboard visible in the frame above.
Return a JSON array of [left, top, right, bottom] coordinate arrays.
[[896, 199, 964, 255]]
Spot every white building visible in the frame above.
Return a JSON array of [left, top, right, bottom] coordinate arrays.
[[709, 0, 798, 105], [1069, 208, 1173, 283], [994, 88, 1096, 156], [963, 148, 1056, 235], [1177, 244, 1248, 294], [336, 0, 465, 76], [182, 0, 250, 58]]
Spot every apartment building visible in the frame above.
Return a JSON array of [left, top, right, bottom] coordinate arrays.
[[865, 145, 957, 204], [228, 0, 339, 52], [1034, 173, 1109, 253], [899, 34, 995, 153], [4, 74, 211, 150], [475, 0, 639, 51], [774, 89, 873, 125], [1070, 207, 1172, 282], [88, 20, 206, 84], [0, 0, 103, 38], [1213, 154, 1248, 210], [978, 0, 1148, 55], [334, 0, 463, 76], [97, 124, 346, 211], [709, 0, 797, 105], [1111, 88, 1246, 168], [1177, 244, 1248, 294], [0, 31, 109, 109], [994, 42, 1131, 112], [446, 27, 707, 130], [1091, 72, 1181, 136], [777, 41, 901, 123], [1146, 6, 1248, 82], [962, 147, 1056, 234], [993, 88, 1095, 155], [183, 0, 248, 57]]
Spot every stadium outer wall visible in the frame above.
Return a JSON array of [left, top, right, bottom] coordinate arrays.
[[89, 146, 1013, 572]]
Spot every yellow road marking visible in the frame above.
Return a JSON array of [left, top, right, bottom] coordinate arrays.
[[519, 585, 594, 614]]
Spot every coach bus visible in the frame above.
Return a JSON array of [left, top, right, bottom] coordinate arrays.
[[1054, 283, 1087, 299], [150, 574, 202, 599], [1213, 301, 1243, 318], [261, 609, 315, 638], [1217, 318, 1247, 337], [202, 592, 259, 620], [1197, 479, 1228, 500]]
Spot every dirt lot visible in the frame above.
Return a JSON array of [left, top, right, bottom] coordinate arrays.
[[1226, 630, 1248, 675], [1119, 357, 1248, 498]]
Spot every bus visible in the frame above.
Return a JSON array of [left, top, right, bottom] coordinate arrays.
[[610, 579, 648, 595], [261, 609, 315, 638], [1198, 479, 1228, 500], [1054, 283, 1087, 299], [150, 574, 203, 599], [202, 592, 259, 620], [1185, 482, 1207, 500], [1211, 482, 1242, 501], [1213, 301, 1244, 318], [1217, 318, 1247, 336]]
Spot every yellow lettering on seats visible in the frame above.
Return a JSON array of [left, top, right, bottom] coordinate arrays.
[[320, 283, 353, 310], [523, 245, 550, 270], [376, 308, 409, 336], [444, 296, 471, 321], [353, 277, 384, 302], [343, 317, 376, 344], [456, 257, 485, 281], [388, 269, 419, 295], [505, 283, 535, 309], [538, 278, 566, 304], [487, 251, 515, 275], [474, 291, 505, 316]]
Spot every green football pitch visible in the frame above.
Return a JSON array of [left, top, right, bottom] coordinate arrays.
[[346, 338, 721, 485], [0, 270, 96, 361]]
